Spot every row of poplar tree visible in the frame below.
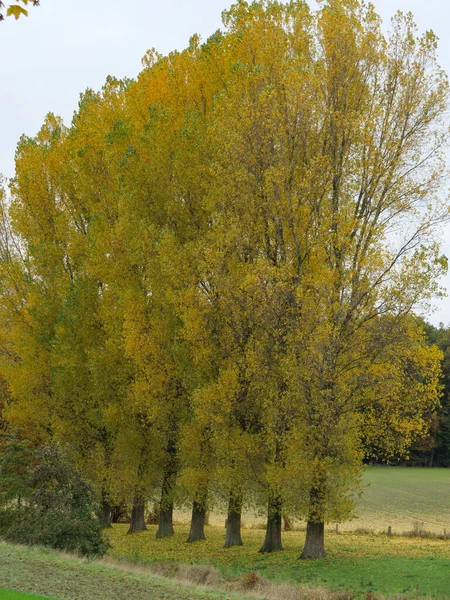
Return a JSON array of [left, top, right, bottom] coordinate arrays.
[[0, 0, 448, 558]]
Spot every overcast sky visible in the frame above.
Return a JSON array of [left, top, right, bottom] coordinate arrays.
[[1, 0, 450, 325]]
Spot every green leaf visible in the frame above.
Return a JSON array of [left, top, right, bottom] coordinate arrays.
[[6, 4, 28, 18]]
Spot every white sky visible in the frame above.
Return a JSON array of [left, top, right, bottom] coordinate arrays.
[[1, 0, 450, 325]]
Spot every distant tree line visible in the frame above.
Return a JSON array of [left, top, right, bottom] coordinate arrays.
[[366, 319, 450, 467], [399, 321, 450, 467]]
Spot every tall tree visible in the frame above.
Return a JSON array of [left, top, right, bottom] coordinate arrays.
[[198, 0, 448, 557]]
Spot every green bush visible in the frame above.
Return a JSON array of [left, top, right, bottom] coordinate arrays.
[[1, 440, 109, 557]]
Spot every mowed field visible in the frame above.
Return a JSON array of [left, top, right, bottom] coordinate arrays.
[[354, 467, 450, 535], [173, 467, 450, 535]]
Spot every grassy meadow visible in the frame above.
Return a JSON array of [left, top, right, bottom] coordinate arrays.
[[2, 467, 449, 599], [106, 466, 450, 599], [2, 534, 449, 600], [354, 467, 450, 535], [107, 524, 450, 599]]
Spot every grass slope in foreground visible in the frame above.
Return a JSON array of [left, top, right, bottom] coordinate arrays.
[[2, 535, 450, 600], [0, 542, 244, 600]]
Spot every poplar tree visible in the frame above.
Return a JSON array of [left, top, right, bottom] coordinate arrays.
[[196, 0, 448, 556]]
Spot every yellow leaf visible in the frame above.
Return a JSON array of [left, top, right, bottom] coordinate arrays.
[[6, 4, 28, 19]]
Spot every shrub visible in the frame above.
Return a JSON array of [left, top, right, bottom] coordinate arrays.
[[3, 442, 109, 557], [242, 570, 261, 590]]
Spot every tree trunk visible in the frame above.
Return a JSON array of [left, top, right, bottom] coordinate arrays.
[[156, 503, 174, 538], [100, 434, 114, 528], [156, 432, 177, 538], [111, 505, 123, 524], [300, 521, 325, 559], [224, 491, 243, 548], [299, 478, 326, 559], [259, 494, 283, 553], [99, 487, 112, 528], [187, 499, 207, 542], [156, 470, 175, 538], [101, 498, 112, 528], [283, 515, 292, 531], [128, 495, 147, 534]]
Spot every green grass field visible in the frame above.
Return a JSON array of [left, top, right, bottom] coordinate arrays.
[[107, 523, 450, 598], [354, 466, 450, 534], [0, 591, 56, 600], [108, 467, 450, 599], [3, 534, 449, 600], [1, 467, 449, 599]]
